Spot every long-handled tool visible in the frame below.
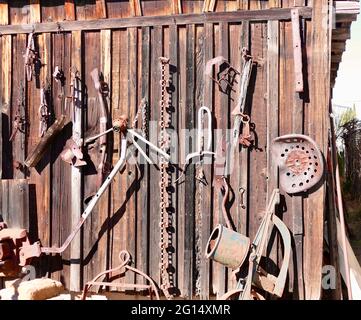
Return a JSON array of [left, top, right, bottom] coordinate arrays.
[[18, 120, 169, 258]]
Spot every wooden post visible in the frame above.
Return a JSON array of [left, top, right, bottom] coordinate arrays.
[[70, 30, 83, 292]]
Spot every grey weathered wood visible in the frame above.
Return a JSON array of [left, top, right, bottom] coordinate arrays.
[[0, 8, 313, 35]]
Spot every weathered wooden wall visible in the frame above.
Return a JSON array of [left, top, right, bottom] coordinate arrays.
[[0, 0, 333, 299]]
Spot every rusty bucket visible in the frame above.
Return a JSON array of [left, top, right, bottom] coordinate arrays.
[[205, 224, 250, 270]]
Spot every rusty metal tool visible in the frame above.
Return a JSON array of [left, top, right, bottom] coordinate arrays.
[[0, 224, 41, 277], [205, 56, 240, 94], [175, 106, 215, 183], [90, 68, 110, 188], [39, 86, 51, 138], [81, 250, 159, 300], [24, 31, 37, 82], [9, 82, 27, 142], [210, 189, 291, 300], [231, 49, 254, 149], [272, 134, 324, 194], [60, 70, 87, 167]]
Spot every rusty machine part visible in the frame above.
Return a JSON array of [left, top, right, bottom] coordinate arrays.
[[205, 56, 240, 94], [60, 138, 87, 167], [90, 68, 110, 189], [81, 250, 160, 300], [232, 49, 254, 149], [272, 134, 324, 194], [205, 224, 250, 270], [0, 224, 41, 277], [212, 189, 291, 300], [158, 56, 174, 300], [24, 31, 38, 82], [39, 86, 51, 138]]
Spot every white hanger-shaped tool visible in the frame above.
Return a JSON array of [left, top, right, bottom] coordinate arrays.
[[176, 106, 215, 183]]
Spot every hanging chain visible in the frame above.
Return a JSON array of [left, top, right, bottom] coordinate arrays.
[[159, 57, 173, 300]]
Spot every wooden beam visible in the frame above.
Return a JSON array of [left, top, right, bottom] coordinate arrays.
[[0, 7, 313, 35], [335, 1, 360, 15]]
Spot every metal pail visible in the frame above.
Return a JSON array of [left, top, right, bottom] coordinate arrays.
[[205, 224, 250, 269]]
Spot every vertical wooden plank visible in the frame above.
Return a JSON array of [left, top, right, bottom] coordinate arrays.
[[0, 179, 29, 230], [100, 28, 111, 270], [248, 19, 268, 241], [170, 0, 182, 14], [29, 0, 41, 23], [83, 30, 111, 281], [64, 0, 76, 21], [226, 0, 241, 292], [194, 23, 205, 298], [96, 0, 107, 18], [168, 24, 179, 293], [129, 0, 142, 16], [267, 18, 282, 295], [177, 24, 186, 296], [181, 23, 195, 299], [82, 30, 101, 286], [136, 26, 150, 287], [33, 32, 52, 274], [109, 29, 127, 290], [51, 31, 72, 285], [149, 25, 162, 289], [125, 26, 138, 286], [200, 22, 213, 300], [0, 2, 11, 179], [70, 30, 83, 292], [215, 21, 229, 298], [304, 0, 330, 300]]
